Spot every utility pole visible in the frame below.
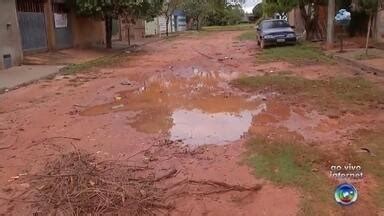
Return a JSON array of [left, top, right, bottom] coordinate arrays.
[[326, 0, 335, 47]]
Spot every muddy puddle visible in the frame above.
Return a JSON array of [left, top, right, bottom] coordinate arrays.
[[81, 71, 337, 146], [170, 109, 253, 146]]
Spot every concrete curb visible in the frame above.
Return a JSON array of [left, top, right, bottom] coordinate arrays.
[[0, 66, 64, 95], [327, 53, 384, 76]]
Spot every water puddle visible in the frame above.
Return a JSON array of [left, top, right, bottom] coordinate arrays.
[[81, 70, 335, 146], [170, 109, 253, 146], [81, 73, 265, 146]]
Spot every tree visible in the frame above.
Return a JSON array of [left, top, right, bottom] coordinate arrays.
[[161, 0, 182, 36], [252, 2, 263, 20], [262, 0, 327, 40], [182, 0, 209, 30], [263, 0, 298, 19], [224, 4, 244, 25], [298, 0, 329, 40], [73, 0, 162, 48], [204, 0, 245, 26], [357, 0, 379, 55], [121, 0, 163, 46], [326, 0, 335, 46]]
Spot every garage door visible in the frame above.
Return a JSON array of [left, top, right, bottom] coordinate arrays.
[[17, 0, 48, 52]]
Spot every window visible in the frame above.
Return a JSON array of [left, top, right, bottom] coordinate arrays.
[[262, 20, 290, 29]]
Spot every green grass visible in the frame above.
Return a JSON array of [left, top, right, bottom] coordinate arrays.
[[352, 130, 384, 209], [328, 77, 384, 103], [258, 43, 332, 64], [232, 75, 384, 109], [237, 30, 256, 41], [246, 137, 336, 215], [202, 24, 254, 31], [60, 53, 127, 75]]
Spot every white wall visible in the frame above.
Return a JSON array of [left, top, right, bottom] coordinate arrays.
[[145, 15, 187, 36], [158, 16, 175, 34], [145, 19, 158, 36]]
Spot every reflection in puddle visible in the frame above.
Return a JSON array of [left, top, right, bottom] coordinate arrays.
[[81, 73, 263, 146], [81, 71, 334, 146], [170, 109, 253, 146]]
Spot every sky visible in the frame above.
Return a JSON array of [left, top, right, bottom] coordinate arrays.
[[242, 0, 261, 13]]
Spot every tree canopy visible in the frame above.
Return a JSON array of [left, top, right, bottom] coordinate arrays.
[[182, 0, 209, 29], [252, 2, 263, 19], [262, 0, 297, 18], [199, 0, 245, 26], [357, 0, 379, 13]]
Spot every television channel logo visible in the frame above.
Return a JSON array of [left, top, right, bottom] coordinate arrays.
[[334, 183, 358, 206]]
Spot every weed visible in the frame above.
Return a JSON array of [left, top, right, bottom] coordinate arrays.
[[202, 24, 254, 32], [258, 43, 332, 64], [246, 137, 337, 215], [60, 53, 127, 75], [237, 31, 256, 41], [352, 129, 384, 209], [232, 75, 384, 108]]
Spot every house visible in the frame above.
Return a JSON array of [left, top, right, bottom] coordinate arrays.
[[173, 9, 187, 32], [119, 17, 146, 42], [145, 9, 187, 36], [0, 0, 105, 70]]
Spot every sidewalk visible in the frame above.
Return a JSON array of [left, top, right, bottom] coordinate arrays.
[[0, 65, 63, 90], [0, 35, 172, 92], [330, 48, 384, 76], [23, 48, 115, 65]]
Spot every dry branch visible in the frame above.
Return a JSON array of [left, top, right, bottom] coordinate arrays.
[[20, 148, 263, 215]]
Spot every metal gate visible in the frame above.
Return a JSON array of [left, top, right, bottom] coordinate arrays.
[[17, 0, 48, 52], [53, 3, 72, 49]]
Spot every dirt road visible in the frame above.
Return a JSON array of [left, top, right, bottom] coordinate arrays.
[[1, 30, 383, 215]]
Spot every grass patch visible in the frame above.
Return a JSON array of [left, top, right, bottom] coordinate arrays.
[[232, 74, 384, 109], [237, 30, 256, 41], [352, 130, 384, 209], [60, 53, 127, 75], [246, 137, 337, 215], [258, 43, 332, 64], [202, 24, 254, 32]]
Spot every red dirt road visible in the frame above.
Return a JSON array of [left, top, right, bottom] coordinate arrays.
[[2, 30, 384, 215], [0, 31, 300, 215]]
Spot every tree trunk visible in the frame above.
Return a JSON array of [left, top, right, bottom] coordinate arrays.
[[127, 22, 131, 46], [326, 0, 335, 46], [196, 17, 199, 30], [298, 0, 310, 40], [340, 28, 344, 52], [312, 1, 322, 40], [166, 15, 169, 37], [365, 14, 373, 55], [105, 16, 113, 49]]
